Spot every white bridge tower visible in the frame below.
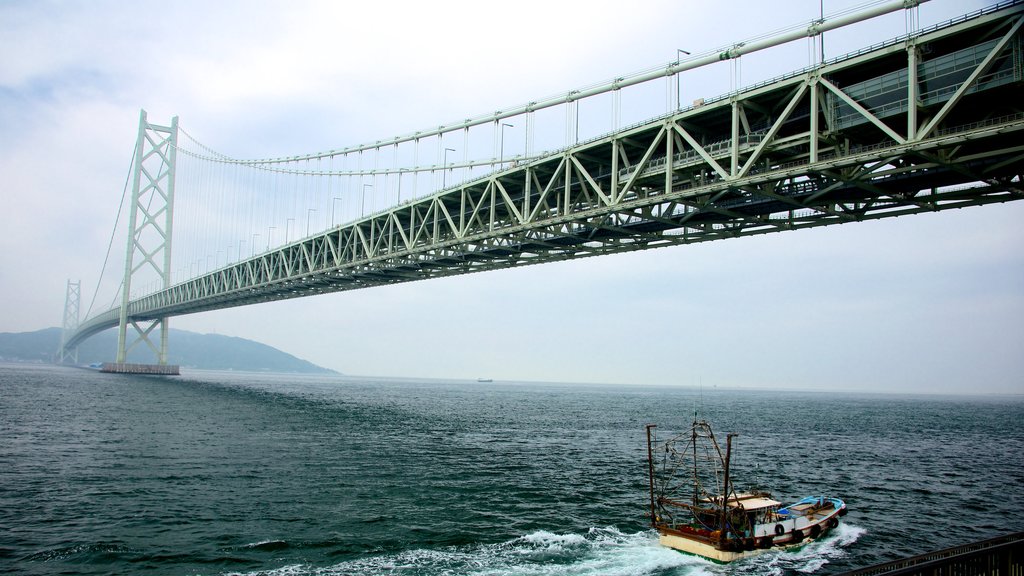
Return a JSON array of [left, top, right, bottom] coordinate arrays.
[[112, 110, 179, 373]]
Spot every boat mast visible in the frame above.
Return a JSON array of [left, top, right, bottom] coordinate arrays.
[[646, 424, 658, 528], [691, 419, 699, 508], [719, 433, 736, 538]]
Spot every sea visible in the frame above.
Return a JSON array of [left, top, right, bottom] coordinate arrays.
[[1, 363, 1021, 576]]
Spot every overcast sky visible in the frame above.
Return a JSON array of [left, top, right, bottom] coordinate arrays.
[[2, 0, 1020, 394]]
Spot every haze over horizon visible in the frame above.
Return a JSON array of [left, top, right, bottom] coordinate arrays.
[[2, 0, 1021, 395]]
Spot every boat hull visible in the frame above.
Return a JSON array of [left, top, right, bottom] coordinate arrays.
[[657, 497, 846, 562], [659, 531, 764, 563]]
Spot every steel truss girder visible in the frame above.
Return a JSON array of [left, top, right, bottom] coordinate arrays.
[[66, 4, 1024, 347]]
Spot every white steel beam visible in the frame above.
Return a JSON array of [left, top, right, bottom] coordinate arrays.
[[918, 14, 1024, 140]]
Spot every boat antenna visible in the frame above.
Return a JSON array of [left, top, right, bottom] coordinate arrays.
[[693, 387, 698, 423], [697, 376, 703, 421]]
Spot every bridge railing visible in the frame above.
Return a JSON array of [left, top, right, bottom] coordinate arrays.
[[836, 531, 1023, 576]]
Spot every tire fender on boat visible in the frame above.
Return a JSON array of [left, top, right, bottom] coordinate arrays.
[[809, 524, 822, 539], [774, 524, 785, 536], [792, 528, 804, 542], [828, 517, 839, 529]]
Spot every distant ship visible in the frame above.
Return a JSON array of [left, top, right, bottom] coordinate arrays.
[[476, 378, 493, 383], [645, 419, 847, 562]]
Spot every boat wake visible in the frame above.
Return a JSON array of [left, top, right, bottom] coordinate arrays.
[[224, 524, 865, 576], [726, 523, 868, 576]]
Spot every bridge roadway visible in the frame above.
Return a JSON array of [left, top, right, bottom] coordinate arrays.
[[65, 1, 1024, 351]]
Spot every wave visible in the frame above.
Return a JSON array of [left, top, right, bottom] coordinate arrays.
[[23, 542, 136, 563], [223, 524, 865, 576], [244, 540, 290, 551], [726, 523, 868, 576]]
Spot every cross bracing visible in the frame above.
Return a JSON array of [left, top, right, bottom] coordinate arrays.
[[58, 280, 81, 364], [63, 2, 1024, 352]]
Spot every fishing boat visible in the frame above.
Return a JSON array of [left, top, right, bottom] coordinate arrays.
[[645, 419, 847, 562]]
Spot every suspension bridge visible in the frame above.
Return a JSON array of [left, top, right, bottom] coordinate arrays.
[[57, 0, 1024, 372]]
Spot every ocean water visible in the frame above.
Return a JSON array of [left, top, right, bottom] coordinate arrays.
[[1, 364, 1021, 576]]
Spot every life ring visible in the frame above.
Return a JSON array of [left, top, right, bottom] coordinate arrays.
[[774, 524, 785, 536]]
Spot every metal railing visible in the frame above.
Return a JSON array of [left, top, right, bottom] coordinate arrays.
[[837, 531, 1023, 576]]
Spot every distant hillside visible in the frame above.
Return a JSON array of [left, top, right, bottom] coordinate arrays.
[[0, 327, 336, 374]]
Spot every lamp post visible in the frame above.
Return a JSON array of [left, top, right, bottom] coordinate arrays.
[[252, 233, 260, 256], [286, 218, 295, 243], [331, 197, 342, 226], [362, 184, 373, 216], [306, 208, 317, 236], [676, 49, 690, 110], [267, 226, 275, 251], [500, 123, 513, 164], [443, 147, 455, 188], [820, 0, 825, 63]]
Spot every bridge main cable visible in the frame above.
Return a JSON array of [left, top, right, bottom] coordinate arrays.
[[213, 0, 928, 166]]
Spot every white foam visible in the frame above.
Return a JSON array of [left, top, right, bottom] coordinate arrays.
[[244, 539, 288, 549], [224, 525, 866, 576], [520, 529, 589, 546], [731, 522, 868, 576], [468, 527, 710, 576]]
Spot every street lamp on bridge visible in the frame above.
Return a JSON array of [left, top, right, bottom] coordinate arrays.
[[676, 49, 690, 110], [306, 208, 318, 237], [500, 123, 514, 165], [362, 184, 373, 216], [443, 147, 455, 188]]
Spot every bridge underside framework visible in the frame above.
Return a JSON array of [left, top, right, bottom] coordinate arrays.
[[65, 2, 1024, 351]]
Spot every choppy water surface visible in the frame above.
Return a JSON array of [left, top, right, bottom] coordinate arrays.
[[1, 364, 1021, 575]]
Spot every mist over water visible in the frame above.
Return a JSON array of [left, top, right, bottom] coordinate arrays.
[[1, 364, 1021, 575]]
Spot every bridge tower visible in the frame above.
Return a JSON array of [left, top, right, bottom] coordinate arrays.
[[110, 110, 180, 373], [57, 279, 80, 364]]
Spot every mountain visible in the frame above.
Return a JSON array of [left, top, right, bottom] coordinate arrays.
[[0, 327, 336, 374]]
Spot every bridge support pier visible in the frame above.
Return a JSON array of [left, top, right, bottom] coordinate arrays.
[[99, 362, 180, 375]]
